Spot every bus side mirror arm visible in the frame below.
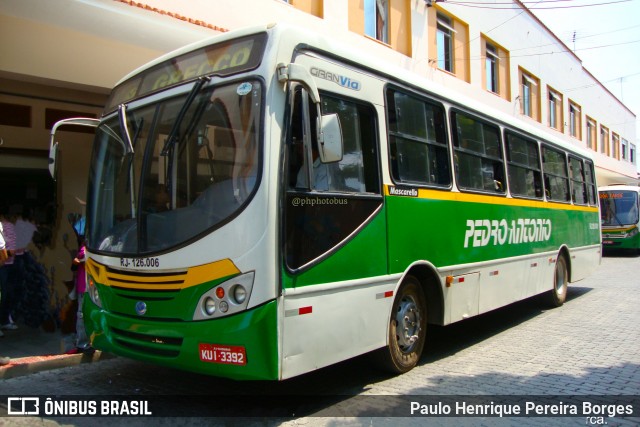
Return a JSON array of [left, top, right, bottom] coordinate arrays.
[[277, 63, 320, 104], [49, 118, 100, 180], [277, 63, 343, 163]]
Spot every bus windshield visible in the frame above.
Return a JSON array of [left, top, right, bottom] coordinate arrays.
[[87, 80, 262, 255], [600, 190, 639, 227]]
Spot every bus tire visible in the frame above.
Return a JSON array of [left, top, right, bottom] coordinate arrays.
[[547, 254, 568, 307], [376, 276, 427, 374]]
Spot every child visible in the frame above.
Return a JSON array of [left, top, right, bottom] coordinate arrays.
[[66, 239, 93, 354]]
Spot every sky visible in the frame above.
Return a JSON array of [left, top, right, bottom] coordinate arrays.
[[528, 0, 640, 170]]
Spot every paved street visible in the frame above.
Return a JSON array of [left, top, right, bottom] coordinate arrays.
[[1, 254, 639, 426]]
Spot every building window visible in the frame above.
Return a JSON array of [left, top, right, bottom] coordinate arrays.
[[548, 87, 563, 131], [622, 138, 628, 160], [519, 68, 540, 122], [365, 0, 388, 43], [631, 144, 636, 165], [612, 133, 620, 159], [481, 36, 510, 100], [436, 13, 454, 72], [600, 125, 609, 155], [429, 11, 469, 82], [283, 0, 324, 18], [586, 117, 596, 151], [569, 101, 581, 140], [485, 42, 498, 93]]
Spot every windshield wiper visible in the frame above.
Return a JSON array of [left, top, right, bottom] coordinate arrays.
[[118, 104, 135, 154], [161, 76, 211, 156]]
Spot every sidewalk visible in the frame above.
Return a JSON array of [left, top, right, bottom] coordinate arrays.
[[0, 323, 113, 380]]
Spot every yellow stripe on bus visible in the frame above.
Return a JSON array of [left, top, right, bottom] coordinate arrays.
[[384, 185, 599, 213], [86, 258, 241, 290]]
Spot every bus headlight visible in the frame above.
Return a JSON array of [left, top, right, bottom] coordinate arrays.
[[231, 285, 247, 304], [87, 277, 102, 308], [203, 297, 216, 316], [193, 271, 255, 320]]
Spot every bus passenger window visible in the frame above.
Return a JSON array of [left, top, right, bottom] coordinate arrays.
[[584, 160, 597, 205], [386, 89, 450, 187], [451, 111, 505, 194], [569, 156, 588, 205], [542, 146, 570, 202], [505, 131, 542, 199]]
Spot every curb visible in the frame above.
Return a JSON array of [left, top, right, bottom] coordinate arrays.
[[0, 351, 115, 380]]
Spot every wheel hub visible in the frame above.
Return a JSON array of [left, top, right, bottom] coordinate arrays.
[[396, 296, 421, 351]]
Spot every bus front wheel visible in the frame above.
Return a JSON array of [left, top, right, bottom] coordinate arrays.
[[377, 276, 427, 374], [548, 254, 568, 307]]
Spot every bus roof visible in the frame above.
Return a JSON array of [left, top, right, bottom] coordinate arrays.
[[599, 184, 640, 191]]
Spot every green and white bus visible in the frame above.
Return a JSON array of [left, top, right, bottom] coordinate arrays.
[[599, 185, 640, 252], [49, 23, 601, 380]]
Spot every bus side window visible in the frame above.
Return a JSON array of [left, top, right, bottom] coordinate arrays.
[[386, 88, 451, 187], [541, 145, 570, 202], [584, 160, 597, 205], [569, 156, 587, 205], [451, 110, 505, 194], [320, 95, 379, 194], [505, 131, 543, 199]]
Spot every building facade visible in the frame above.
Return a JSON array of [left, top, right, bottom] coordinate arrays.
[[0, 0, 637, 308]]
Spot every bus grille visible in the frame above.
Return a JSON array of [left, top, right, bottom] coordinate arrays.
[[111, 326, 183, 358], [105, 266, 187, 292]]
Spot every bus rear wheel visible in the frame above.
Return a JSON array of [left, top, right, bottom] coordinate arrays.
[[377, 276, 427, 374], [548, 254, 568, 307]]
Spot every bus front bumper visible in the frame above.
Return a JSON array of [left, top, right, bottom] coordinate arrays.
[[84, 299, 279, 381]]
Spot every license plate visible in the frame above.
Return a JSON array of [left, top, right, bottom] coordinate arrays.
[[199, 343, 246, 365], [602, 240, 613, 245]]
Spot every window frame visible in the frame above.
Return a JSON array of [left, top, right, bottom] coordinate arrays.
[[600, 125, 610, 155], [519, 68, 540, 121], [541, 144, 571, 203], [386, 87, 452, 189], [485, 42, 499, 94], [586, 117, 597, 151], [584, 159, 597, 206], [450, 109, 506, 195], [436, 13, 454, 73], [365, 0, 389, 44], [612, 132, 620, 160], [568, 155, 588, 206], [568, 100, 582, 140], [547, 86, 563, 131], [504, 130, 543, 200]]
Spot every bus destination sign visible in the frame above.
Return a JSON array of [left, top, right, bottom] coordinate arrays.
[[105, 33, 267, 113]]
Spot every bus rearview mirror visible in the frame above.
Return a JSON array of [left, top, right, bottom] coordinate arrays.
[[318, 113, 343, 164], [48, 142, 58, 180]]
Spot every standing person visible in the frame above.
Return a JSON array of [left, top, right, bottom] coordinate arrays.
[[69, 239, 92, 354], [0, 210, 18, 333], [0, 235, 8, 352], [1, 213, 16, 366], [12, 210, 38, 318]]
